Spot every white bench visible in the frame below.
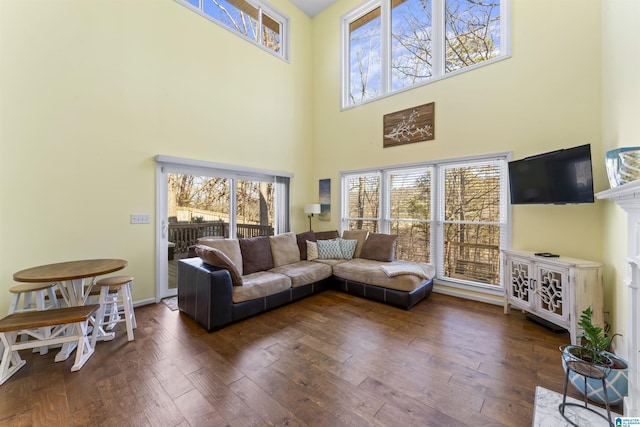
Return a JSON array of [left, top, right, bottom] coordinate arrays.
[[0, 305, 99, 385]]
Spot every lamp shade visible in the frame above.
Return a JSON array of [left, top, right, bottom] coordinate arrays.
[[304, 204, 321, 214]]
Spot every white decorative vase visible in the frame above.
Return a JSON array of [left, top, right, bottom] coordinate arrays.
[[606, 147, 640, 188]]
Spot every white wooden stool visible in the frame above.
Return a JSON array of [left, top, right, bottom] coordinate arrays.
[[8, 283, 60, 355], [90, 276, 136, 345]]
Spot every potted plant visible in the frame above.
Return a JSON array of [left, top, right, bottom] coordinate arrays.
[[560, 306, 629, 405]]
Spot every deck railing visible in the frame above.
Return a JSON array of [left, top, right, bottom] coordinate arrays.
[[168, 222, 273, 252], [444, 241, 501, 285]]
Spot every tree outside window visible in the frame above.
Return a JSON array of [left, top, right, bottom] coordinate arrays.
[[342, 158, 508, 288], [345, 0, 506, 107], [177, 0, 287, 58]]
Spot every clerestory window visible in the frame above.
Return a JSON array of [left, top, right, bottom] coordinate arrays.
[[341, 154, 509, 293], [343, 0, 510, 107], [176, 0, 289, 60]]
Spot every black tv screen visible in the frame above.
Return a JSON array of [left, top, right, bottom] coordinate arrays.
[[508, 144, 594, 205]]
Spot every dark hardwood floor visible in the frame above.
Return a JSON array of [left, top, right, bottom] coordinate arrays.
[[0, 291, 618, 426]]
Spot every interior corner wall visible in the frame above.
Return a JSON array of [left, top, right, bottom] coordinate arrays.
[[0, 0, 313, 313], [310, 0, 604, 296], [601, 0, 640, 355]]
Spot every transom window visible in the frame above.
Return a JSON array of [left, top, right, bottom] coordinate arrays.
[[341, 155, 509, 291], [342, 0, 510, 107], [176, 0, 289, 60]]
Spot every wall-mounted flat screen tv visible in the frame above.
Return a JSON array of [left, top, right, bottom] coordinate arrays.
[[508, 144, 594, 205]]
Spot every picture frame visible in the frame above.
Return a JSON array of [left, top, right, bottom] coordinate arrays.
[[383, 102, 435, 148]]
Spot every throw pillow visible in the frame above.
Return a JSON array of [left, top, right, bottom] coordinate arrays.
[[306, 241, 319, 261], [239, 235, 274, 275], [317, 239, 344, 259], [269, 232, 301, 267], [339, 239, 358, 260], [341, 230, 368, 258], [195, 245, 243, 286], [296, 230, 317, 260], [195, 238, 243, 276], [360, 233, 398, 262]]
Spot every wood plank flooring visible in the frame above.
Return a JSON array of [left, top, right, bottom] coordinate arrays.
[[0, 291, 620, 426]]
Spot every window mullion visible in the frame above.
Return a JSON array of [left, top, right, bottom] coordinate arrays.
[[381, 170, 390, 233], [229, 178, 237, 239], [381, 0, 391, 95], [432, 0, 445, 77], [435, 164, 445, 279], [258, 7, 263, 45]]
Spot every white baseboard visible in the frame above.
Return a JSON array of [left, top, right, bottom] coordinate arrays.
[[133, 297, 157, 307], [433, 285, 503, 306]]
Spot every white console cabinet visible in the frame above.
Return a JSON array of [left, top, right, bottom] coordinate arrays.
[[502, 249, 604, 345]]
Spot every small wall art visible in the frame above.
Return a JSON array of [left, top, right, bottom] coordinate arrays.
[[319, 178, 330, 221], [383, 102, 435, 148]]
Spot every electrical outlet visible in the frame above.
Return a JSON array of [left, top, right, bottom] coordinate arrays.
[[130, 214, 150, 224]]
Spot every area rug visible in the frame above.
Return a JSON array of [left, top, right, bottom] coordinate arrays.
[[161, 296, 179, 311], [533, 386, 621, 427]]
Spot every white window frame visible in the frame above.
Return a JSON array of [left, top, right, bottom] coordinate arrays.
[[341, 0, 511, 109], [340, 152, 511, 297], [342, 171, 383, 232], [174, 0, 290, 62]]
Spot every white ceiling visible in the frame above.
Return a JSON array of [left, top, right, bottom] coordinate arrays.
[[288, 0, 337, 17]]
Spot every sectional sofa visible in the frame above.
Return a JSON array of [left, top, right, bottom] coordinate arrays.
[[177, 230, 434, 331]]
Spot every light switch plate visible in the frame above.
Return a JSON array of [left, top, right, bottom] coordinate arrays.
[[130, 214, 150, 224]]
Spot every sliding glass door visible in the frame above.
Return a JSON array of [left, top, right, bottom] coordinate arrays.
[[155, 156, 291, 302]]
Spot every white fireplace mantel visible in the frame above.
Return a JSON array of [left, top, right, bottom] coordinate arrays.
[[597, 179, 640, 417]]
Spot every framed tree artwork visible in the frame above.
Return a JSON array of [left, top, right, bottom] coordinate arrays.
[[383, 102, 435, 148]]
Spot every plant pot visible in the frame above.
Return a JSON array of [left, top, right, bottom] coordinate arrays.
[[561, 344, 629, 406]]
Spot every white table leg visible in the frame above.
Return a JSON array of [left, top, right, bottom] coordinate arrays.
[[54, 278, 92, 362]]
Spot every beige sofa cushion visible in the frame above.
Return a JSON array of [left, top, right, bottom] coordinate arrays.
[[312, 258, 347, 267], [342, 230, 368, 258], [232, 272, 291, 303], [332, 258, 428, 292], [270, 261, 333, 288], [197, 236, 224, 244], [197, 238, 243, 276], [269, 232, 301, 267]]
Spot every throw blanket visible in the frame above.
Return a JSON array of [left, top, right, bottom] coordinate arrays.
[[379, 261, 435, 280]]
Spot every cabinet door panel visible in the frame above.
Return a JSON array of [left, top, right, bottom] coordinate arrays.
[[506, 258, 533, 310], [535, 265, 569, 327]]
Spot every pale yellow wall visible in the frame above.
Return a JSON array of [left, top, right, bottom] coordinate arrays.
[[0, 0, 313, 313], [600, 0, 640, 355], [311, 1, 604, 295], [0, 0, 633, 341]]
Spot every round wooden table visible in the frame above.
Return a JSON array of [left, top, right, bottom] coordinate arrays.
[[14, 259, 128, 284], [13, 259, 128, 361]]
